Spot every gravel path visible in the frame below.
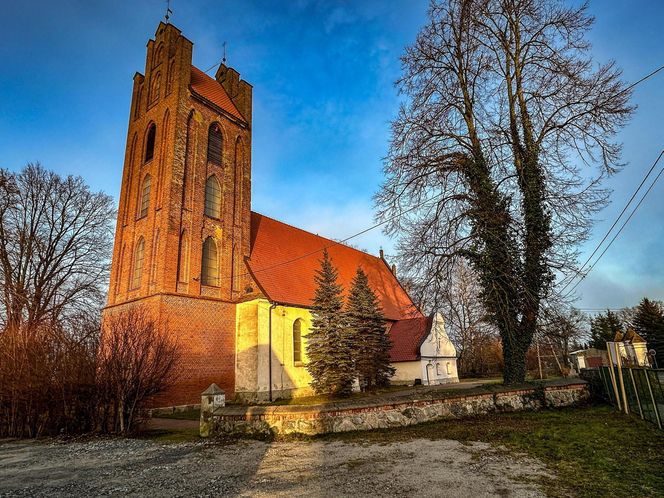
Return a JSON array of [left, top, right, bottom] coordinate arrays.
[[0, 436, 550, 497]]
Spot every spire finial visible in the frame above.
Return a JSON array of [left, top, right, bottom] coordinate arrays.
[[165, 0, 173, 23], [222, 41, 227, 65]]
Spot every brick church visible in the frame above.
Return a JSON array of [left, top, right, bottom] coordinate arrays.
[[105, 22, 458, 406]]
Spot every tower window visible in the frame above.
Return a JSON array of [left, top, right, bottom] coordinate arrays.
[[138, 174, 151, 219], [144, 123, 156, 163], [201, 237, 219, 287], [131, 237, 145, 290], [204, 175, 222, 218], [293, 319, 303, 364], [207, 124, 222, 165]]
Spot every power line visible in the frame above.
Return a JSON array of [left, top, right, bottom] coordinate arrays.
[[223, 192, 445, 282], [556, 64, 664, 297], [563, 158, 664, 298], [192, 62, 664, 290], [623, 65, 664, 94], [558, 149, 664, 295]]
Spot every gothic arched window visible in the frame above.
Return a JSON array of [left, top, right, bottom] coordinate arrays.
[[293, 319, 303, 364], [131, 237, 145, 290], [204, 175, 221, 218], [207, 123, 222, 165], [138, 174, 151, 219], [201, 237, 219, 287], [144, 123, 156, 163]]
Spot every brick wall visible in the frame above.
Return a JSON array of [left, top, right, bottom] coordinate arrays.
[[104, 22, 259, 407]]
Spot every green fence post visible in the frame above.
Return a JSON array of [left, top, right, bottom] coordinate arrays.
[[628, 368, 643, 419], [644, 370, 662, 430]]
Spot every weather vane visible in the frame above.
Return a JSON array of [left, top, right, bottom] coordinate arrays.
[[165, 0, 173, 23]]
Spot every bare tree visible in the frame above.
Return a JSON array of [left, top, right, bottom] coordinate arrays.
[[0, 319, 98, 437], [97, 308, 181, 434], [538, 306, 588, 372], [376, 0, 633, 384], [0, 164, 115, 331], [421, 259, 499, 376]]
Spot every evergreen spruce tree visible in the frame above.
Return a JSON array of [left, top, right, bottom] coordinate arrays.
[[306, 250, 354, 396], [589, 310, 623, 349], [633, 298, 664, 367], [346, 267, 395, 390]]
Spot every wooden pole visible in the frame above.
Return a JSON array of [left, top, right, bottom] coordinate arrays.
[[614, 342, 629, 415], [546, 337, 564, 376], [537, 341, 543, 380], [606, 343, 621, 411]]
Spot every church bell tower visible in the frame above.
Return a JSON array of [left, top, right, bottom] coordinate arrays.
[[105, 22, 254, 404]]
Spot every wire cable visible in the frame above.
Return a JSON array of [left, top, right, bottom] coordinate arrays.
[[558, 149, 664, 295], [563, 161, 664, 298]]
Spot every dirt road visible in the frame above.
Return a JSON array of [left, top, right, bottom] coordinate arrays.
[[0, 436, 549, 497]]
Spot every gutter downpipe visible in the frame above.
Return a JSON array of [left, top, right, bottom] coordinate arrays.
[[268, 302, 277, 402]]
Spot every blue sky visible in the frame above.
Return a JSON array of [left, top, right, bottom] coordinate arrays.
[[1, 0, 662, 312]]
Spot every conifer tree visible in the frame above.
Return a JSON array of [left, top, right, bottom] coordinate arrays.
[[347, 267, 395, 390], [589, 310, 623, 349], [633, 298, 664, 367], [306, 250, 354, 396]]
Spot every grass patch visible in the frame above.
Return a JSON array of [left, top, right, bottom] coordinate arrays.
[[309, 404, 664, 498]]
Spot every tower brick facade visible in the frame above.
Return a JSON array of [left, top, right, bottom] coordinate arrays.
[[105, 22, 258, 405]]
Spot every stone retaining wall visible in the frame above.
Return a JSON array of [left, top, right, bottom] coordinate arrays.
[[200, 382, 589, 437]]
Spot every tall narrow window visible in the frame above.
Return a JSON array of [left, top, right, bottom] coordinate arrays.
[[138, 174, 151, 218], [144, 123, 156, 163], [293, 319, 303, 363], [204, 175, 221, 218], [201, 237, 219, 286], [207, 123, 222, 165], [446, 362, 451, 375], [131, 237, 145, 289]]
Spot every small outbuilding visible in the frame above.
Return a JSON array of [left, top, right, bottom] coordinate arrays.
[[389, 313, 459, 386]]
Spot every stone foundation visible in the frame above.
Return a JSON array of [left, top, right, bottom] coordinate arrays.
[[201, 381, 589, 437]]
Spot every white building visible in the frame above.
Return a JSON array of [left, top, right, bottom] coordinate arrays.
[[389, 313, 459, 385]]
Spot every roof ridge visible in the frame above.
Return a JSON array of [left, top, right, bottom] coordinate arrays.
[[251, 210, 384, 263], [190, 65, 243, 120]]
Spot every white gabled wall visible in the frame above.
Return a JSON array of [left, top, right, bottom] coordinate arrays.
[[419, 313, 459, 385]]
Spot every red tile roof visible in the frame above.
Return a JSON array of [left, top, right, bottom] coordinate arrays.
[[388, 316, 432, 362], [190, 66, 244, 121], [247, 212, 422, 321]]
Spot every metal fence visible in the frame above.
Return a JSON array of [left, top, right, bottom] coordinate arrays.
[[598, 365, 664, 429]]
